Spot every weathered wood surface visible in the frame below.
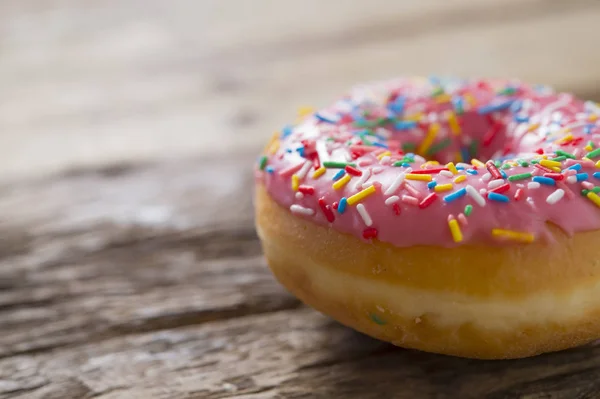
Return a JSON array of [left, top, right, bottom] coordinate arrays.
[[2, 0, 600, 398]]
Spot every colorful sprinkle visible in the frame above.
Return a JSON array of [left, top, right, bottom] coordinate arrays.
[[448, 217, 463, 243], [492, 229, 534, 243], [347, 185, 377, 206], [333, 173, 352, 190], [356, 203, 373, 226], [488, 192, 509, 203]]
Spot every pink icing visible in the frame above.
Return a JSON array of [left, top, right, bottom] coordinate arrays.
[[255, 77, 600, 247]]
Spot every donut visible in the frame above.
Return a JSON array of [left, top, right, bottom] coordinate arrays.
[[254, 77, 600, 359]]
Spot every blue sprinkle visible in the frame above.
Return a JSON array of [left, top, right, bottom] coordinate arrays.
[[332, 170, 346, 181], [316, 112, 339, 124], [478, 100, 515, 115], [593, 172, 600, 180], [395, 121, 418, 130], [456, 166, 465, 171], [372, 142, 388, 149], [567, 163, 582, 171], [286, 148, 293, 153], [488, 192, 509, 202], [443, 188, 467, 203], [532, 176, 556, 186], [281, 125, 294, 138], [466, 169, 478, 175], [460, 147, 471, 163], [514, 115, 530, 123], [500, 170, 508, 179], [584, 124, 595, 135], [509, 100, 523, 113], [297, 147, 305, 157], [427, 181, 437, 189], [402, 162, 411, 167], [576, 173, 589, 182], [452, 96, 464, 111], [406, 153, 415, 157], [338, 197, 348, 214], [388, 96, 406, 114], [265, 166, 275, 174]]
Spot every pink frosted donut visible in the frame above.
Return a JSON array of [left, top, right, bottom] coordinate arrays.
[[255, 77, 600, 359]]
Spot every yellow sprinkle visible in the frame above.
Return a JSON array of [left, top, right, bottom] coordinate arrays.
[[377, 151, 392, 160], [585, 145, 593, 152], [312, 167, 326, 179], [347, 185, 377, 206], [589, 113, 598, 122], [292, 174, 300, 191], [540, 159, 562, 168], [268, 140, 280, 155], [446, 162, 458, 175], [587, 191, 600, 208], [447, 112, 461, 136], [332, 174, 351, 190], [297, 106, 314, 118], [526, 123, 540, 133], [435, 94, 452, 104], [550, 166, 561, 172], [558, 133, 574, 144], [434, 183, 453, 192], [405, 173, 432, 182], [417, 123, 440, 156], [405, 112, 423, 122], [453, 175, 467, 184], [464, 93, 477, 107], [595, 160, 600, 169], [448, 218, 463, 243], [471, 158, 485, 168], [422, 161, 440, 168], [491, 229, 534, 243]]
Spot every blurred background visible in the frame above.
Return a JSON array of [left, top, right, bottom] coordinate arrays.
[[1, 0, 600, 181]]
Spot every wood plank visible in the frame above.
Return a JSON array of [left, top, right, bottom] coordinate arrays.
[[0, 154, 600, 398], [0, 0, 599, 181]]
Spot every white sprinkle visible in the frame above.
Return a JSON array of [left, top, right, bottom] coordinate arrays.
[[457, 163, 471, 169], [440, 170, 453, 178], [458, 213, 468, 226], [466, 185, 486, 207], [488, 179, 505, 189], [566, 175, 577, 184], [414, 155, 426, 163], [526, 197, 536, 209], [358, 159, 373, 167], [479, 188, 487, 195], [516, 183, 525, 188], [481, 173, 492, 182], [295, 192, 304, 200], [290, 205, 314, 216], [372, 167, 384, 174], [356, 204, 373, 226], [385, 196, 400, 206], [296, 161, 313, 179], [546, 189, 565, 204], [384, 173, 406, 195], [380, 156, 391, 165], [528, 182, 541, 189], [355, 168, 371, 190], [402, 195, 419, 206]]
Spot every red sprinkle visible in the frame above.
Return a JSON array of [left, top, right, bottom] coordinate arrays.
[[332, 202, 339, 211], [298, 185, 315, 195], [410, 167, 449, 174], [485, 160, 502, 180], [393, 203, 401, 216], [419, 193, 438, 209], [345, 165, 363, 176], [363, 228, 379, 240], [318, 197, 335, 223], [514, 188, 524, 201], [535, 148, 544, 155], [488, 183, 510, 194], [543, 172, 564, 181], [534, 163, 553, 173]]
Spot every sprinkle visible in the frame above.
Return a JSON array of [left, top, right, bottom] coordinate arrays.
[[447, 112, 461, 135], [419, 193, 438, 209], [377, 151, 392, 161], [292, 174, 300, 191], [315, 111, 339, 124], [434, 183, 453, 192], [466, 185, 486, 207], [298, 185, 315, 195], [332, 170, 346, 181], [354, 168, 372, 190], [514, 188, 524, 201], [393, 203, 402, 215], [323, 161, 356, 169], [588, 192, 600, 208], [317, 197, 335, 223], [356, 204, 373, 226], [508, 172, 533, 181], [347, 185, 377, 206], [453, 175, 467, 184], [444, 187, 467, 203], [265, 166, 274, 174], [532, 176, 556, 186], [448, 217, 463, 243], [395, 121, 418, 130], [575, 173, 589, 182], [556, 150, 576, 159], [486, 161, 503, 180], [582, 181, 595, 190], [586, 148, 600, 159], [332, 173, 352, 190], [492, 229, 534, 243], [489, 183, 510, 194], [458, 213, 468, 226], [440, 170, 454, 178], [594, 172, 600, 179], [312, 167, 326, 179], [478, 99, 514, 114], [404, 182, 422, 198], [464, 204, 473, 216], [384, 173, 405, 195], [596, 161, 600, 169], [417, 123, 440, 156], [345, 165, 362, 176], [446, 162, 458, 175], [279, 162, 304, 177], [540, 159, 562, 169], [488, 179, 505, 189], [258, 156, 268, 170], [338, 197, 348, 214], [406, 173, 433, 182], [488, 192, 509, 202], [546, 189, 565, 204], [528, 182, 541, 189], [363, 228, 378, 240], [481, 173, 492, 182], [385, 196, 400, 205], [402, 195, 419, 206], [471, 158, 485, 168], [290, 205, 314, 216], [427, 181, 437, 189], [297, 161, 313, 179]]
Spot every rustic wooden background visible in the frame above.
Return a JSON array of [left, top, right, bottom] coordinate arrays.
[[2, 1, 600, 398]]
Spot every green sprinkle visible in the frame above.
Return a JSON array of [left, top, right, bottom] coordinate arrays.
[[586, 148, 600, 159], [594, 187, 600, 194], [464, 204, 473, 216], [393, 161, 404, 167], [323, 161, 356, 169], [518, 160, 529, 167], [588, 141, 595, 150], [494, 160, 502, 167], [582, 189, 590, 196], [469, 140, 479, 158], [258, 156, 268, 170], [508, 172, 533, 181], [497, 87, 517, 96], [556, 150, 576, 159], [431, 87, 445, 97], [426, 138, 452, 156], [550, 156, 567, 162], [501, 163, 512, 170], [370, 313, 386, 325], [531, 159, 539, 164], [402, 142, 417, 152]]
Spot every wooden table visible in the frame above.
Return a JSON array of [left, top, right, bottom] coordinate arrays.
[[2, 1, 600, 397]]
